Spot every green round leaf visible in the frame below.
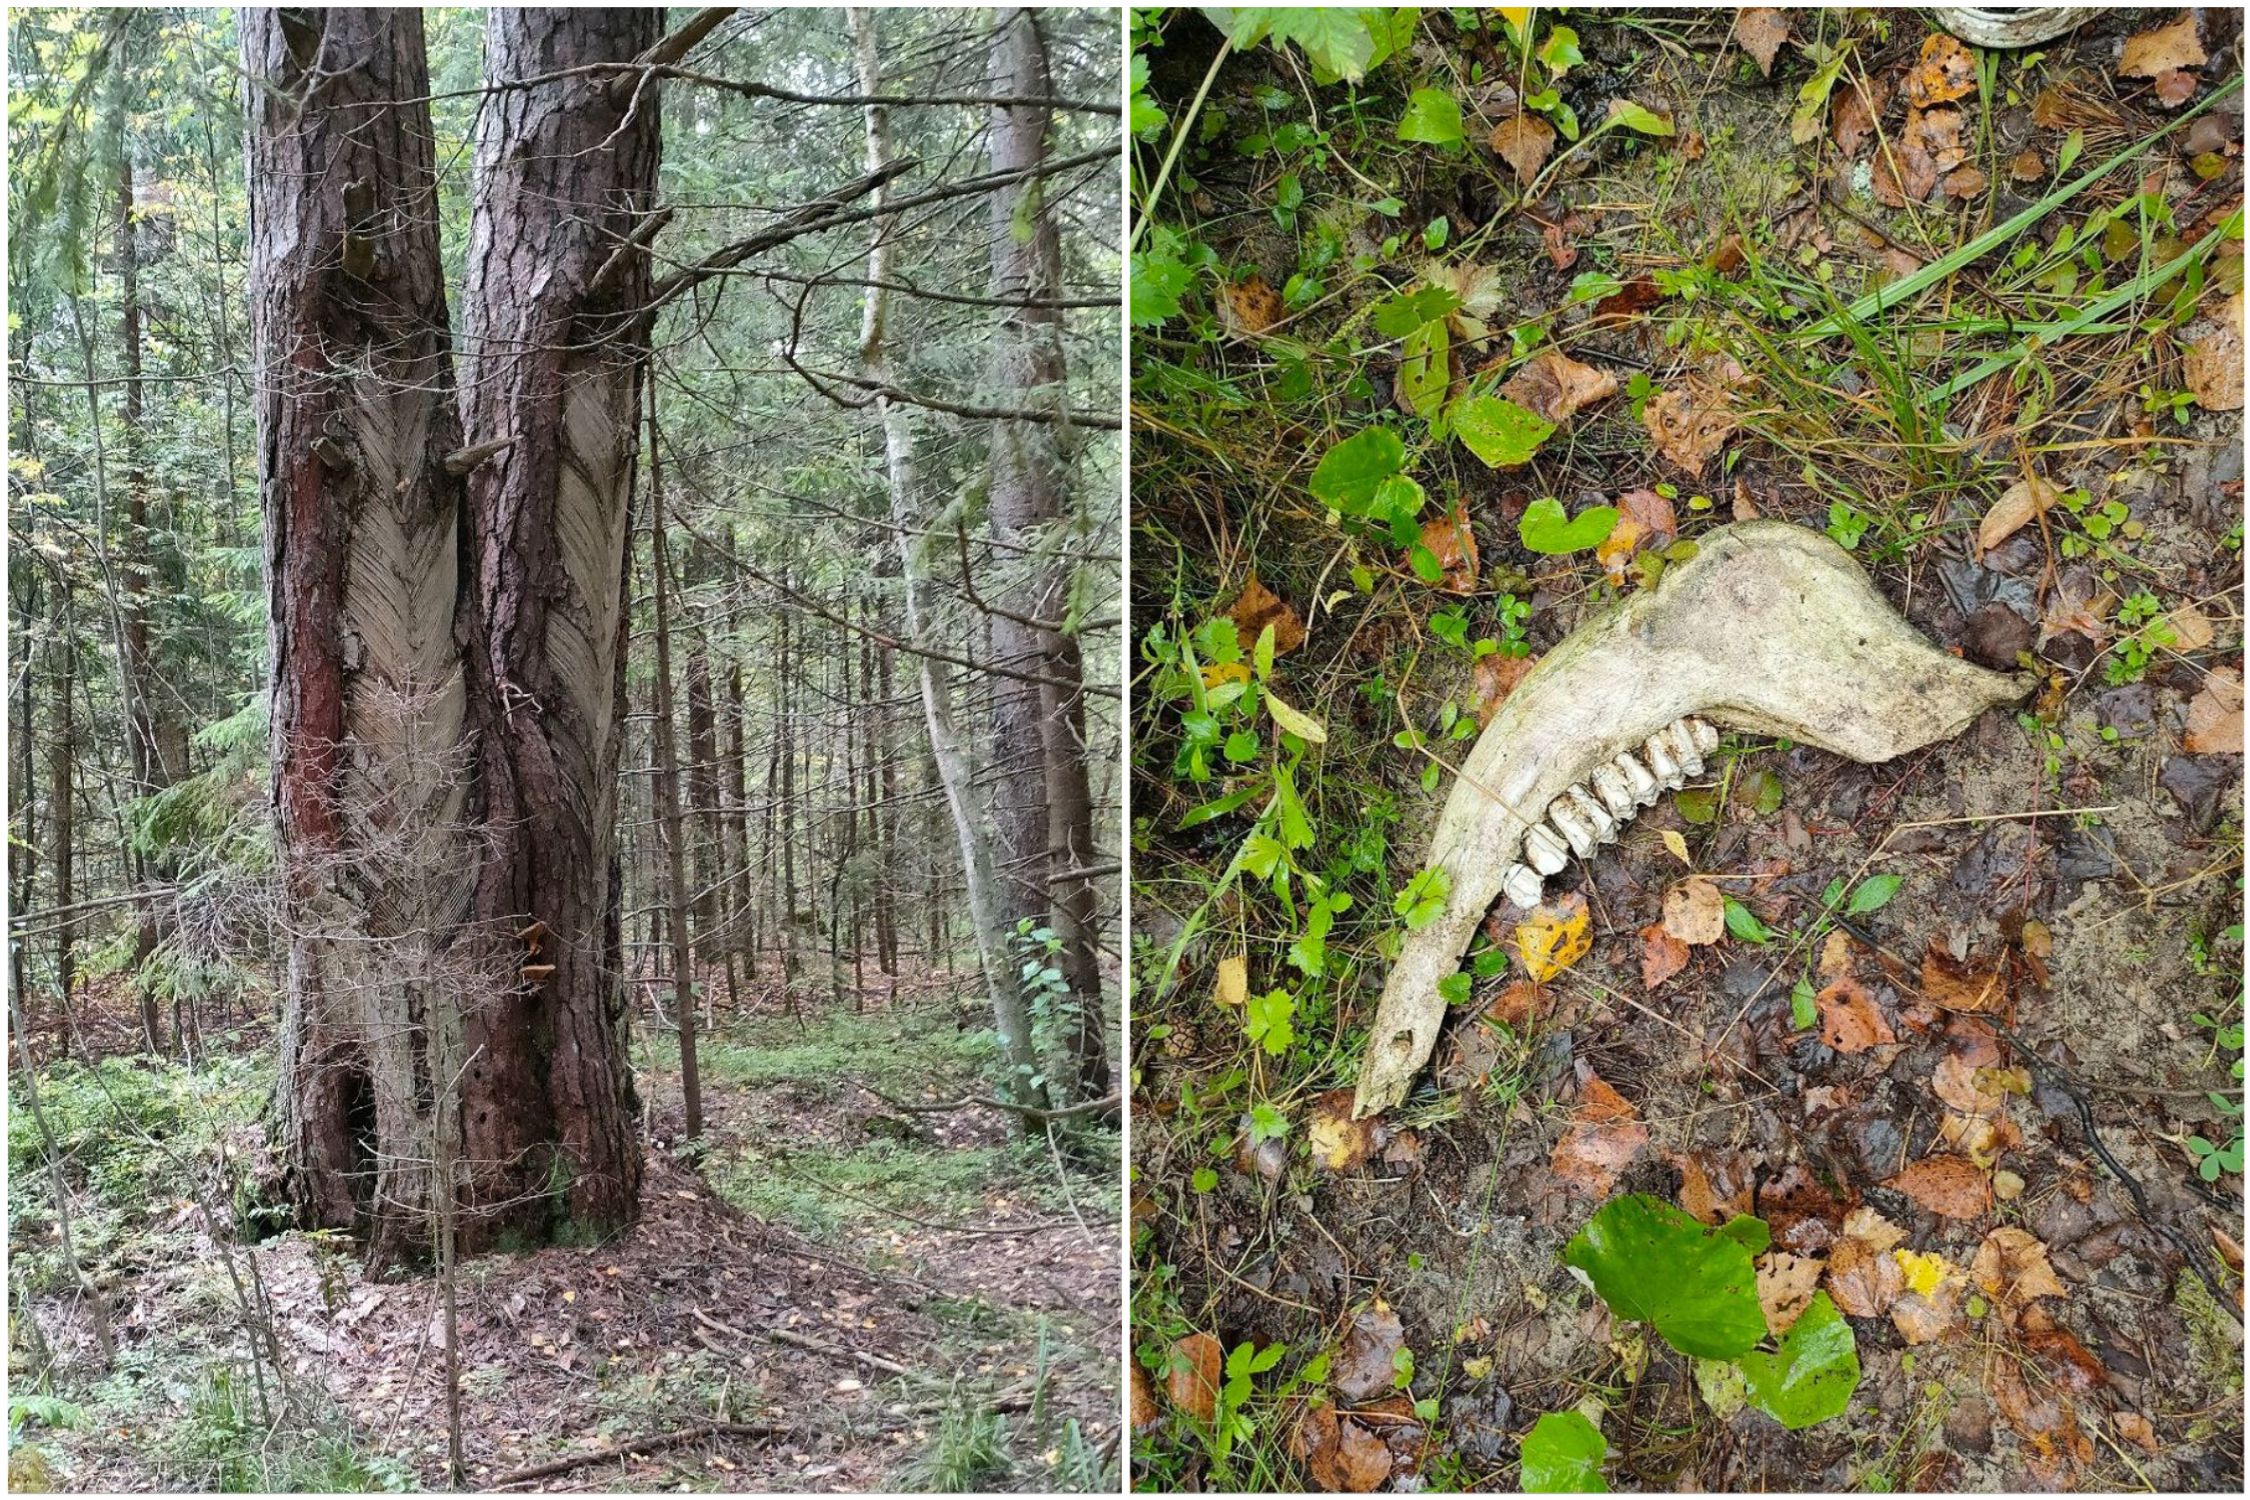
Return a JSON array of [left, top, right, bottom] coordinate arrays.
[[1521, 1410, 1607, 1493], [1397, 86, 1465, 149], [1450, 395, 1554, 469], [1738, 1292, 1861, 1429], [1518, 497, 1619, 555], [1563, 1194, 1766, 1359], [1310, 426, 1407, 513]]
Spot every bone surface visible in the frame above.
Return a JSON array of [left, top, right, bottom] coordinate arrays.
[[1351, 521, 2031, 1119]]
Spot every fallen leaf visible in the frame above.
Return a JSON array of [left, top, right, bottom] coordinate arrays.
[[2113, 1412, 2160, 1454], [1887, 1155, 1990, 1219], [2182, 291, 2243, 412], [1971, 1226, 2067, 1319], [1662, 876, 1727, 946], [1890, 1276, 1966, 1344], [1413, 501, 1479, 592], [1223, 274, 1284, 335], [1832, 76, 1888, 156], [1328, 1417, 1394, 1492], [1228, 573, 1306, 655], [1334, 1301, 1406, 1402], [1988, 1357, 2094, 1485], [1932, 1053, 2026, 1117], [1168, 1333, 1222, 1423], [2152, 68, 2199, 106], [1902, 103, 1966, 167], [1590, 277, 1662, 328], [1309, 1089, 1380, 1172], [1640, 922, 1690, 990], [1501, 350, 1619, 425], [1130, 1363, 1161, 1430], [1672, 1148, 1756, 1223], [1760, 1162, 1845, 1253], [1289, 1399, 1341, 1482], [1818, 971, 1896, 1054], [1514, 891, 1592, 982], [1920, 941, 2006, 1013], [2166, 601, 2216, 652], [1541, 220, 1578, 269], [1470, 651, 1541, 726], [2010, 147, 2046, 181], [1943, 164, 1986, 199], [1485, 977, 1551, 1027], [1552, 1068, 1650, 1197], [2184, 666, 2244, 754], [1757, 1251, 1825, 1336], [1976, 475, 2059, 557], [1215, 955, 1248, 1008], [1826, 1209, 1908, 1316], [2118, 13, 2205, 78], [1424, 259, 1506, 345], [1734, 8, 1790, 76], [1906, 32, 1978, 107], [1489, 112, 1556, 183], [1939, 1108, 2021, 1169], [1642, 384, 1737, 476]]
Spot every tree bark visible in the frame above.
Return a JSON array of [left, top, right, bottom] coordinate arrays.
[[454, 6, 665, 1243], [985, 9, 1108, 1100], [246, 6, 476, 1263], [851, 6, 1044, 1107]]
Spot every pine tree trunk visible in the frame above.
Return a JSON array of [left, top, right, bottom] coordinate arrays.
[[851, 6, 1044, 1107], [454, 6, 664, 1243], [985, 8, 1108, 1099], [246, 6, 474, 1260], [646, 419, 702, 1141], [48, 611, 75, 1009]]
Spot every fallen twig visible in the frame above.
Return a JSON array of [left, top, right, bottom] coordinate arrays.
[[846, 1076, 1120, 1124], [692, 1304, 911, 1377], [483, 1420, 787, 1490]]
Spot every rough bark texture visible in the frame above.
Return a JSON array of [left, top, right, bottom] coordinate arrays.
[[455, 7, 664, 1242], [247, 7, 476, 1262], [986, 9, 1107, 1100], [852, 7, 1044, 1104]]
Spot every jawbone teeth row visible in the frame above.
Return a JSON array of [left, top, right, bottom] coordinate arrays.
[[1499, 716, 1719, 910]]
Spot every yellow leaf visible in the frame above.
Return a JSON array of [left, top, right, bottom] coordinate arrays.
[[1893, 1248, 1953, 1299], [1496, 6, 1532, 35], [1264, 691, 1328, 743], [1201, 661, 1251, 689], [1661, 829, 1692, 866], [1215, 955, 1248, 1008], [1514, 892, 1592, 983]]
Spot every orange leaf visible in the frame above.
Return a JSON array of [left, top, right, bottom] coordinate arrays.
[[1167, 1333, 1222, 1424], [1733, 8, 1789, 76], [1906, 32, 1978, 107], [1639, 922, 1689, 991], [1551, 1067, 1649, 1198], [1488, 112, 1556, 183], [1500, 351, 1619, 425], [1227, 572, 1306, 655], [1887, 1155, 1991, 1220]]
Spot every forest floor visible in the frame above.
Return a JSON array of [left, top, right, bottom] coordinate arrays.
[[1130, 7, 2243, 1493], [7, 972, 1119, 1493]]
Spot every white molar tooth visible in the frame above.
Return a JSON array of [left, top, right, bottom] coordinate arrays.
[[1644, 734, 1684, 789], [1547, 799, 1599, 859], [1522, 824, 1569, 876], [1615, 752, 1661, 807], [1502, 863, 1546, 910], [1666, 719, 1706, 779], [1566, 784, 1617, 843], [1687, 716, 1720, 757], [1591, 762, 1638, 820]]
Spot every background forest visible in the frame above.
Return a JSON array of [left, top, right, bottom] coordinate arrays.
[[7, 6, 1122, 1492]]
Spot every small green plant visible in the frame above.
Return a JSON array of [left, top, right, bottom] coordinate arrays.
[[1521, 1409, 1607, 1492], [2104, 591, 2177, 685]]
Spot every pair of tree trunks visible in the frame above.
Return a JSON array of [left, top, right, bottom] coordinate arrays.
[[249, 7, 659, 1260]]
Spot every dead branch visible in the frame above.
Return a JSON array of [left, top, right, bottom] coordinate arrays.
[[846, 1076, 1121, 1123], [483, 1419, 788, 1490], [690, 1305, 911, 1376]]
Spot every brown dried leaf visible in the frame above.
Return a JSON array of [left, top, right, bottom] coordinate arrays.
[[1328, 1418, 1394, 1492], [1971, 1226, 2068, 1318], [1921, 940, 2007, 1013], [1943, 164, 1986, 199], [1590, 277, 1662, 328], [1309, 1089, 1380, 1172], [2167, 601, 2216, 651], [1673, 1148, 1756, 1224], [1640, 922, 1690, 990], [2183, 665, 2244, 754], [1131, 1363, 1162, 1430], [1168, 1333, 1223, 1423], [1734, 8, 1790, 76], [2010, 147, 2046, 181], [1616, 486, 1678, 544], [1907, 33, 1977, 106], [1818, 972, 1896, 1054], [1501, 350, 1619, 425], [2183, 291, 2243, 411], [1334, 1301, 1406, 1403], [2152, 68, 2200, 106], [1662, 876, 1727, 946], [1760, 1162, 1845, 1253], [1887, 1155, 1991, 1219], [1826, 1209, 1908, 1316], [1976, 475, 2059, 557], [2113, 1411, 2160, 1454], [1757, 1251, 1826, 1336], [1642, 384, 1737, 476], [1832, 76, 1888, 157], [1414, 501, 1479, 593], [1988, 1359, 2094, 1485], [1223, 274, 1284, 335], [1485, 978, 1552, 1028], [1228, 573, 1306, 655], [2119, 13, 2206, 78], [1489, 112, 1556, 184], [1552, 1069, 1649, 1198], [1470, 652, 1541, 727]]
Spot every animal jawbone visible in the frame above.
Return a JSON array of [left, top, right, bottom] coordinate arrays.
[[1351, 520, 2031, 1120]]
